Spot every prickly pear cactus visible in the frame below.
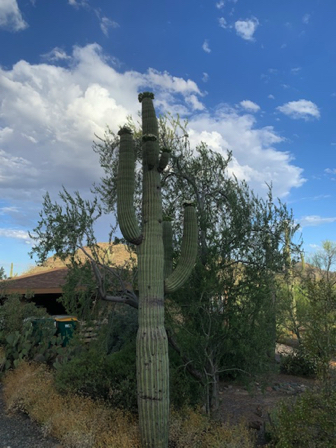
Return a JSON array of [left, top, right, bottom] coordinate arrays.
[[117, 92, 198, 448]]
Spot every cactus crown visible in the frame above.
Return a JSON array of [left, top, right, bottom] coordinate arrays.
[[161, 147, 171, 153], [138, 91, 155, 103], [118, 126, 133, 136], [183, 201, 196, 208], [142, 133, 157, 142]]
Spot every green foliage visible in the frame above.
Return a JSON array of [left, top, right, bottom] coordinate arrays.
[[280, 347, 318, 377], [54, 342, 138, 412], [0, 296, 48, 342], [103, 305, 138, 354], [268, 384, 336, 447], [0, 266, 6, 280], [29, 187, 102, 264], [169, 348, 203, 409], [3, 320, 64, 370], [278, 240, 336, 382]]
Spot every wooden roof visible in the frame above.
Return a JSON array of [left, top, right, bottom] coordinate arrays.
[[1, 268, 68, 295]]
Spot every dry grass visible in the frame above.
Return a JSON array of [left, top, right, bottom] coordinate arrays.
[[169, 408, 254, 448], [3, 362, 140, 448], [2, 362, 254, 448], [0, 345, 5, 372]]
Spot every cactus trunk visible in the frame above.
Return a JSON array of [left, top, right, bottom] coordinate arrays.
[[117, 92, 198, 448], [137, 142, 169, 446]]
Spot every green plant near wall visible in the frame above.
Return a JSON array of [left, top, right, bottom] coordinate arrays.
[[116, 92, 198, 448], [3, 321, 64, 371]]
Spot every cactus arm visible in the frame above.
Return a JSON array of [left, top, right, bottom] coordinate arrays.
[[158, 148, 171, 173], [165, 202, 198, 294], [138, 92, 158, 136], [117, 127, 142, 245], [163, 219, 173, 278]]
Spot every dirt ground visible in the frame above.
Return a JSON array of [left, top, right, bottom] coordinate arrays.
[[215, 344, 318, 445]]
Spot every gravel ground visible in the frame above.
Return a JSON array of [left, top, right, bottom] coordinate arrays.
[[0, 385, 62, 448]]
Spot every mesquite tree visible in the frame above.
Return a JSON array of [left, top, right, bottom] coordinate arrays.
[[116, 92, 198, 447]]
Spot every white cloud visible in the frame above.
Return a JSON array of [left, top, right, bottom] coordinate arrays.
[[0, 0, 28, 32], [268, 94, 275, 99], [234, 17, 259, 41], [291, 67, 301, 75], [0, 44, 204, 203], [277, 99, 320, 120], [239, 100, 260, 112], [0, 42, 304, 214], [216, 0, 225, 9], [299, 215, 336, 227], [187, 105, 304, 198], [41, 47, 71, 62], [68, 0, 88, 7], [202, 40, 211, 53], [0, 228, 31, 242], [325, 168, 336, 174], [202, 72, 209, 83], [302, 13, 310, 24], [99, 16, 119, 37], [218, 17, 227, 29]]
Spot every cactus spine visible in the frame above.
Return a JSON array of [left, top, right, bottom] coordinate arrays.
[[117, 92, 198, 448]]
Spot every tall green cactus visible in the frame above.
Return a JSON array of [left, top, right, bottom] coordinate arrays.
[[117, 92, 198, 448]]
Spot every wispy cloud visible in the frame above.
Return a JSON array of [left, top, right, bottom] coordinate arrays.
[[239, 100, 260, 112], [216, 0, 225, 9], [99, 16, 119, 37], [291, 67, 301, 75], [325, 168, 336, 174], [302, 13, 311, 24], [0, 0, 28, 32], [277, 99, 320, 120], [202, 72, 209, 83], [41, 47, 71, 62], [299, 215, 336, 227], [0, 228, 32, 243], [202, 39, 211, 53], [234, 17, 259, 41], [68, 0, 88, 7], [268, 94, 275, 99], [218, 17, 227, 29]]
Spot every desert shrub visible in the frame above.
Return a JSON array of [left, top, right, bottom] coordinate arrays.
[[3, 362, 254, 448], [3, 362, 140, 448], [0, 345, 5, 371], [169, 407, 254, 448], [267, 384, 336, 447], [103, 305, 138, 354], [169, 348, 203, 409], [0, 296, 48, 342], [2, 319, 65, 371], [280, 347, 318, 377], [54, 341, 138, 412]]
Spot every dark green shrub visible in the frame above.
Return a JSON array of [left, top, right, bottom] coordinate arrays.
[[280, 347, 318, 377], [54, 341, 138, 412], [267, 384, 336, 447], [169, 348, 203, 409], [0, 296, 48, 343]]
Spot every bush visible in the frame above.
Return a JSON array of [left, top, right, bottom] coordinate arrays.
[[169, 348, 203, 409], [3, 362, 254, 448], [54, 341, 138, 412], [3, 362, 140, 448], [280, 347, 318, 377], [0, 296, 48, 342], [267, 384, 336, 447]]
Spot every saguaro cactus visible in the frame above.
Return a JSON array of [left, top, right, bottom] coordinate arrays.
[[117, 92, 198, 448]]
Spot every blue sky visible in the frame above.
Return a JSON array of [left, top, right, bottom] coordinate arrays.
[[0, 0, 335, 275]]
